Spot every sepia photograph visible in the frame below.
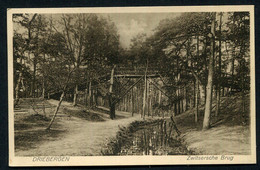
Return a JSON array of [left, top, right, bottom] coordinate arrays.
[[8, 6, 256, 166]]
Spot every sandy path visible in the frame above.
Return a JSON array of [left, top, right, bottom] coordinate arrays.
[[182, 125, 251, 155], [16, 113, 141, 156]]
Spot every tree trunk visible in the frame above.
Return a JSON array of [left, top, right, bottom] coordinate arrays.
[[180, 97, 183, 113], [109, 65, 116, 119], [185, 86, 188, 111], [147, 79, 150, 117], [240, 59, 246, 113], [158, 90, 161, 105], [46, 92, 64, 130], [195, 79, 199, 123], [199, 84, 205, 104], [84, 87, 88, 106], [177, 88, 181, 115], [14, 72, 22, 107], [42, 78, 45, 99], [32, 58, 36, 98], [87, 81, 92, 108], [73, 84, 78, 106], [132, 88, 134, 116], [136, 86, 138, 113], [177, 99, 180, 115], [109, 95, 116, 119], [193, 81, 196, 107], [230, 15, 236, 93], [183, 87, 186, 112], [124, 96, 127, 111], [215, 13, 222, 117], [203, 13, 216, 130], [127, 94, 129, 112], [36, 84, 39, 98], [174, 102, 177, 116], [42, 54, 46, 99]]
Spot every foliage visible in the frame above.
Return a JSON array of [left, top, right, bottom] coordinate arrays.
[[13, 13, 121, 96]]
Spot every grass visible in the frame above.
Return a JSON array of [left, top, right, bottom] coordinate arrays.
[[178, 93, 251, 155], [14, 98, 107, 153], [22, 113, 51, 122], [63, 107, 105, 122], [15, 113, 65, 153], [15, 128, 66, 152]]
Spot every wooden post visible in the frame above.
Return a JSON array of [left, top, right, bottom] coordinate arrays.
[[109, 65, 116, 119], [142, 60, 148, 119], [142, 74, 147, 119]]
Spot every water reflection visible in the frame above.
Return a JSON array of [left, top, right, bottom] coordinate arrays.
[[119, 120, 190, 155]]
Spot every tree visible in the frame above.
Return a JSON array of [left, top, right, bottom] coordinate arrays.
[[82, 15, 120, 119], [203, 12, 216, 130], [13, 14, 48, 103], [13, 31, 28, 106], [233, 12, 250, 113], [58, 14, 90, 106], [215, 12, 223, 116], [149, 13, 211, 121], [44, 32, 76, 130]]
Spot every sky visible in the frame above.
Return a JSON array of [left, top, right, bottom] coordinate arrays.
[[101, 13, 180, 48], [13, 13, 181, 49]]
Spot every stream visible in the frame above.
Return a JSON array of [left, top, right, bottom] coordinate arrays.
[[117, 120, 192, 155]]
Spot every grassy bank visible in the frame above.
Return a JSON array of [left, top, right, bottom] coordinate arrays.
[[176, 93, 250, 155]]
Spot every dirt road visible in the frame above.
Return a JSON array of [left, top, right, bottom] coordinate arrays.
[[16, 111, 141, 156]]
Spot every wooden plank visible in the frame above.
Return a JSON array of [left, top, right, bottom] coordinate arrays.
[[147, 79, 177, 101], [112, 75, 144, 105]]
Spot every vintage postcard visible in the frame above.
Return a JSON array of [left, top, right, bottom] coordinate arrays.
[[8, 6, 256, 166]]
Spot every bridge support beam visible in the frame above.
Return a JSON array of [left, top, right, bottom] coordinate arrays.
[[109, 65, 116, 119]]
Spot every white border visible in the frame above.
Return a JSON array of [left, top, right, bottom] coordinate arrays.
[[7, 5, 256, 166]]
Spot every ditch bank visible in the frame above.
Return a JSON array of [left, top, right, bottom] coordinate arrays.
[[101, 93, 251, 156], [101, 118, 195, 155]]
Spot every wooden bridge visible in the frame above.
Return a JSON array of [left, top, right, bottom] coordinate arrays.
[[87, 65, 178, 119], [51, 64, 244, 120]]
